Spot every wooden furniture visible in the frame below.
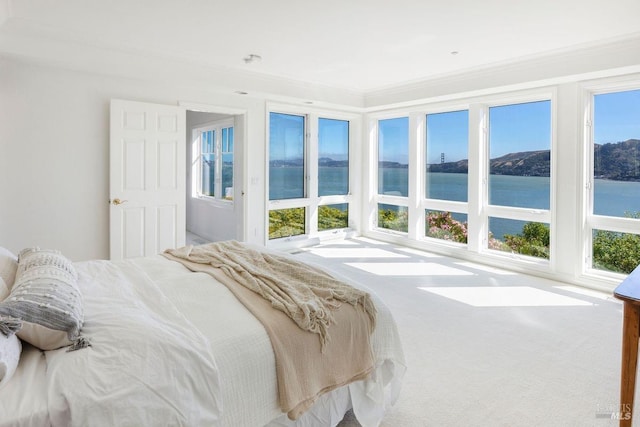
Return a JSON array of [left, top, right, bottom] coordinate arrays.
[[614, 265, 640, 427]]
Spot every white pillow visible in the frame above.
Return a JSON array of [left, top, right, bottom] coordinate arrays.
[[0, 277, 9, 301], [0, 332, 21, 390], [0, 247, 18, 291], [0, 248, 88, 351]]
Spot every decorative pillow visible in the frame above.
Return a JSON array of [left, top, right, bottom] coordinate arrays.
[[0, 331, 21, 390], [0, 248, 89, 351], [0, 247, 18, 291], [0, 277, 9, 302]]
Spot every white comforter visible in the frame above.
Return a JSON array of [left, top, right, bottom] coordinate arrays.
[[0, 253, 405, 427]]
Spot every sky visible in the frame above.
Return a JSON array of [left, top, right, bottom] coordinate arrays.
[[381, 102, 554, 165], [426, 101, 553, 164], [594, 89, 640, 144], [270, 113, 350, 161]]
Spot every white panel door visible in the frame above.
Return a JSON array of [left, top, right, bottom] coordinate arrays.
[[110, 99, 186, 260]]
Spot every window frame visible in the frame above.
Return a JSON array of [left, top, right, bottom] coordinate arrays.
[[482, 95, 555, 264], [367, 113, 412, 236], [422, 107, 471, 246], [365, 89, 557, 267], [582, 79, 640, 280], [266, 104, 359, 248]]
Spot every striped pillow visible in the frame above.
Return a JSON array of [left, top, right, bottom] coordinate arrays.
[[0, 248, 88, 351]]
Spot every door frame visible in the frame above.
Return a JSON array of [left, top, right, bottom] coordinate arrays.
[[180, 101, 247, 242]]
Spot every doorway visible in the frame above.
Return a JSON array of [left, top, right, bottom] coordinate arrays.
[[186, 109, 244, 244]]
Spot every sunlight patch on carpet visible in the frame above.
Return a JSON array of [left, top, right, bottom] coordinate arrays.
[[418, 286, 594, 307], [394, 247, 443, 258], [453, 261, 517, 275], [306, 248, 409, 258], [317, 239, 360, 246], [353, 237, 390, 246], [346, 262, 474, 276]]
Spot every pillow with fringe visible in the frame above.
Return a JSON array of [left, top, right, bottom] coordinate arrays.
[[0, 330, 21, 390], [0, 248, 89, 351]]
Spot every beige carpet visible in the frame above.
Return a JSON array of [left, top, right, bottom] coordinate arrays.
[[293, 237, 626, 427]]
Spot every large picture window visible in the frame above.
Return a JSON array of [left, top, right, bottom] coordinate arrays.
[[589, 88, 640, 274], [268, 110, 353, 240], [487, 100, 551, 259]]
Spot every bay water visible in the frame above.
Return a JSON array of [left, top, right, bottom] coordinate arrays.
[[270, 167, 639, 239]]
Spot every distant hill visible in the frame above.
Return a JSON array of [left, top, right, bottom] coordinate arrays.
[[594, 139, 640, 181], [271, 139, 640, 181], [428, 139, 640, 181], [428, 150, 551, 176]]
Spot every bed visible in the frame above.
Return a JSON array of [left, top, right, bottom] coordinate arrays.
[[0, 242, 405, 427]]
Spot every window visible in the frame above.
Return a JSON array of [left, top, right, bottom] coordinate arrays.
[[426, 210, 467, 244], [318, 204, 348, 231], [221, 127, 234, 200], [487, 100, 551, 259], [318, 118, 349, 196], [424, 110, 469, 244], [195, 121, 234, 200], [588, 88, 640, 274], [200, 129, 215, 197], [269, 207, 305, 239], [378, 203, 408, 232], [268, 110, 354, 240], [378, 117, 409, 197], [269, 113, 305, 201], [426, 110, 468, 202], [376, 117, 409, 233]]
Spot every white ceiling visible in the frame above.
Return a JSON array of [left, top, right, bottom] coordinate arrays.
[[2, 0, 640, 93]]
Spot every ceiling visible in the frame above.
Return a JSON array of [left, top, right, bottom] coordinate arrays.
[[1, 0, 640, 93]]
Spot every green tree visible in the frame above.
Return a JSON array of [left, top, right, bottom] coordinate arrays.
[[378, 207, 408, 232], [269, 208, 305, 239], [503, 222, 550, 259], [318, 206, 348, 231], [592, 212, 640, 274]]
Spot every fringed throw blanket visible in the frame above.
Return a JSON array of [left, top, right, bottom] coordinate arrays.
[[163, 241, 376, 419]]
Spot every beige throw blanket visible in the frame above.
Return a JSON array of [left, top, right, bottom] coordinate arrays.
[[163, 241, 376, 419]]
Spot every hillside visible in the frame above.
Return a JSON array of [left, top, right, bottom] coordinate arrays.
[[428, 139, 640, 180], [594, 139, 640, 181]]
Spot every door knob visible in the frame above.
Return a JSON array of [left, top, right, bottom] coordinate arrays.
[[110, 198, 128, 205]]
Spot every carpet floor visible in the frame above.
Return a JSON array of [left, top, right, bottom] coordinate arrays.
[[292, 237, 626, 427]]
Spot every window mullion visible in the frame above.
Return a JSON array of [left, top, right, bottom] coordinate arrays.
[[467, 104, 486, 253], [307, 114, 319, 235]]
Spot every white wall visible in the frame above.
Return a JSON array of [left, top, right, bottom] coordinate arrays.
[[0, 57, 266, 261]]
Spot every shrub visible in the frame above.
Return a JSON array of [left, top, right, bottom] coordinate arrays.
[[592, 212, 640, 274], [426, 211, 468, 243], [378, 207, 408, 232], [503, 222, 550, 259]]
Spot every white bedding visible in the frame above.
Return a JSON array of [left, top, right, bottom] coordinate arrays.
[[0, 253, 405, 427]]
